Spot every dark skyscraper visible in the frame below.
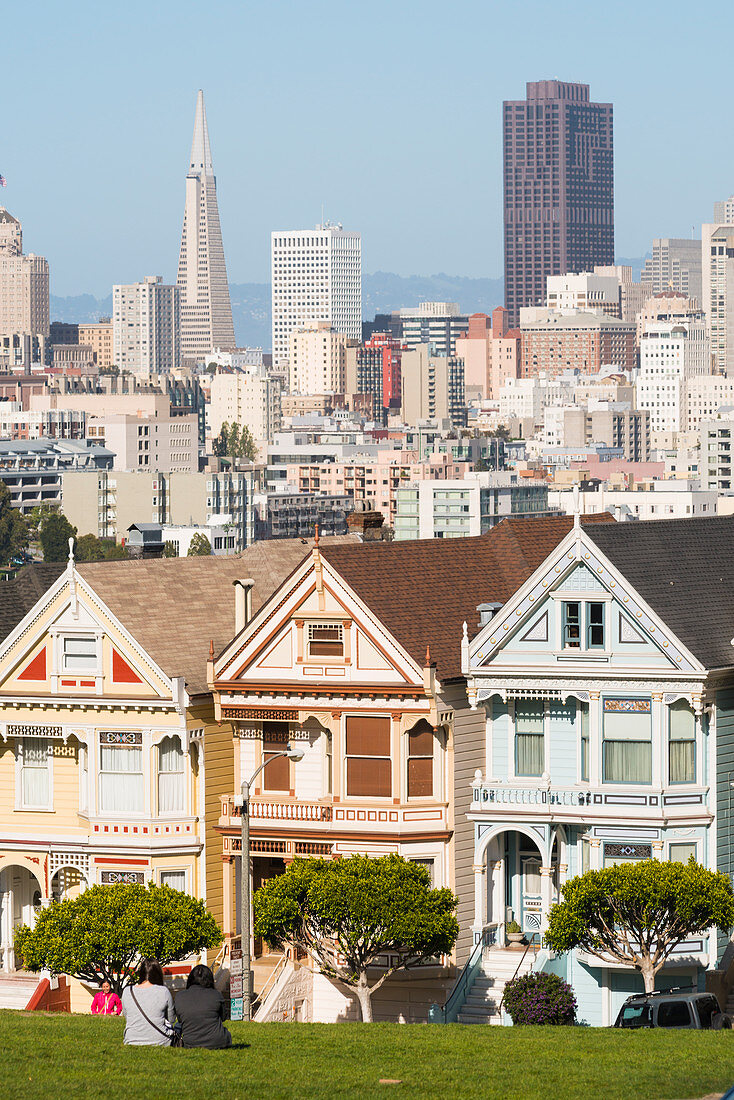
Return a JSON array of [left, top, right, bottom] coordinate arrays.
[[503, 80, 614, 326]]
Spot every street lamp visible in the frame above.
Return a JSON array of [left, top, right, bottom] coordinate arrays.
[[240, 740, 305, 1021]]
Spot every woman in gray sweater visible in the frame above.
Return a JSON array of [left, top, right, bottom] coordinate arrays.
[[121, 959, 175, 1046]]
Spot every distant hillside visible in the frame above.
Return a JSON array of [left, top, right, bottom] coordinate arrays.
[[50, 263, 646, 349]]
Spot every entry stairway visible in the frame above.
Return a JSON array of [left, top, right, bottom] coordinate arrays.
[[0, 973, 42, 1010], [457, 947, 536, 1025]]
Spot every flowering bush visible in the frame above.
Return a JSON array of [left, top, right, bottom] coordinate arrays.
[[502, 972, 577, 1025]]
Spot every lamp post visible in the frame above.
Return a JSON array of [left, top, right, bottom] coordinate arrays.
[[240, 741, 305, 1021]]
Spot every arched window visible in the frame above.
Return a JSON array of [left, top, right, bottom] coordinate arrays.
[[158, 736, 185, 814]]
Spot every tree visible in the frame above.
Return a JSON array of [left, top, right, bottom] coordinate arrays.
[[545, 859, 734, 993], [212, 420, 258, 462], [163, 541, 178, 558], [39, 511, 77, 563], [14, 882, 222, 995], [75, 533, 106, 562], [103, 542, 129, 560], [27, 502, 57, 541], [254, 854, 459, 1022], [187, 533, 212, 556], [0, 481, 29, 565]]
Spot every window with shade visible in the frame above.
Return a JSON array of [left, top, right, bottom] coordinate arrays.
[[580, 703, 590, 782], [20, 738, 51, 809], [262, 723, 290, 792], [99, 739, 144, 813], [308, 623, 343, 658], [346, 716, 391, 798], [515, 702, 544, 777], [407, 721, 434, 798], [669, 701, 696, 784], [158, 735, 185, 814], [602, 699, 652, 784], [63, 635, 97, 673]]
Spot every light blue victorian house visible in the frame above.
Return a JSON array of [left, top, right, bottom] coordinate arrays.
[[457, 514, 734, 1025]]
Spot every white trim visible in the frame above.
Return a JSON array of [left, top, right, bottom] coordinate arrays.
[[15, 737, 54, 812]]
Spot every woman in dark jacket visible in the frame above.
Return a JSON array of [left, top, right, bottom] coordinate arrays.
[[175, 965, 232, 1048]]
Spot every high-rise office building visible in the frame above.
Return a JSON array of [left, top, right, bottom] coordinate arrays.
[[503, 80, 614, 326], [641, 239, 702, 303], [0, 208, 49, 339], [112, 276, 180, 376], [714, 197, 734, 225], [271, 223, 362, 368], [702, 222, 734, 375], [176, 91, 235, 364]]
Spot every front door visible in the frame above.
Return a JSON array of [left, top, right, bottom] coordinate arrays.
[[1, 866, 38, 971], [520, 856, 542, 937], [252, 857, 286, 957]]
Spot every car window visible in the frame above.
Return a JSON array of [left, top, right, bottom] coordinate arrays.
[[696, 997, 718, 1029], [657, 1000, 693, 1028], [618, 1003, 651, 1027]]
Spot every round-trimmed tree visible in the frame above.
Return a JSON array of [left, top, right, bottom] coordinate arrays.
[[14, 882, 222, 994], [254, 854, 458, 1022]]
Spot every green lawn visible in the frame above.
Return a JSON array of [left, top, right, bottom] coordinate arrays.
[[1, 1012, 733, 1100]]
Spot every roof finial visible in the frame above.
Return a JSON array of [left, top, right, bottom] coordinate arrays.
[[209, 638, 214, 659], [462, 621, 468, 641], [67, 536, 75, 563], [425, 643, 431, 665], [572, 484, 580, 530], [314, 522, 320, 546]]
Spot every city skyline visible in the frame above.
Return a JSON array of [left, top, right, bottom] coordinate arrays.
[[4, 0, 734, 297]]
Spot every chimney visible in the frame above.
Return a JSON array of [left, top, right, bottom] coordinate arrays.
[[233, 578, 255, 634], [477, 602, 502, 627]]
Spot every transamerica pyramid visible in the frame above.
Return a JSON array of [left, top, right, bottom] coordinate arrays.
[[177, 90, 235, 362]]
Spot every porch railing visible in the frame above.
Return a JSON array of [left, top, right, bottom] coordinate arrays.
[[219, 795, 332, 823], [472, 784, 593, 808]]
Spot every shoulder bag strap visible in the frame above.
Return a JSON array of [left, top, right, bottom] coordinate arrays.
[[130, 986, 171, 1040]]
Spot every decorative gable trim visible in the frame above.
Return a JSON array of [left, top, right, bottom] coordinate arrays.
[[520, 613, 548, 644], [17, 647, 47, 681]]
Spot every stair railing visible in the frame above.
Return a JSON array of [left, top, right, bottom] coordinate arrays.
[[498, 933, 540, 1013], [430, 924, 497, 1024]]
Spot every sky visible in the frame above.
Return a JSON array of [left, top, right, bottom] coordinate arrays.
[[4, 0, 732, 296]]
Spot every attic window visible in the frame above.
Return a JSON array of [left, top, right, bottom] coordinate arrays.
[[63, 636, 97, 672], [308, 623, 343, 658]]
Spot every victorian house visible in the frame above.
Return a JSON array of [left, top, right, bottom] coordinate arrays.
[[457, 515, 734, 1026]]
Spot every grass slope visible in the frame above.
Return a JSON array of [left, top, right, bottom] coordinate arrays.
[[0, 1012, 733, 1100]]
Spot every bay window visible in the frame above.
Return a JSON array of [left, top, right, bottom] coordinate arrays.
[[580, 703, 590, 782], [346, 715, 391, 797], [603, 699, 651, 784], [515, 702, 544, 777], [262, 723, 290, 792], [407, 721, 434, 798], [160, 870, 187, 892], [20, 738, 51, 809], [669, 701, 695, 784], [158, 735, 185, 814], [99, 734, 144, 813]]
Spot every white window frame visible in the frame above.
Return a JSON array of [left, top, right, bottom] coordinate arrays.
[[78, 740, 89, 815], [156, 734, 187, 817], [159, 868, 188, 893], [61, 635, 99, 674], [16, 737, 53, 811], [307, 622, 344, 660], [510, 700, 548, 781], [551, 592, 612, 657], [97, 736, 146, 817]]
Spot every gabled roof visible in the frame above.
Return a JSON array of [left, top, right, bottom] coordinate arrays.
[[0, 563, 66, 642], [320, 515, 614, 682], [75, 535, 359, 696], [586, 516, 734, 670]]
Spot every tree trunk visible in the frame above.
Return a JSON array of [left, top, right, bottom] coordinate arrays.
[[355, 973, 373, 1023], [640, 958, 656, 994]]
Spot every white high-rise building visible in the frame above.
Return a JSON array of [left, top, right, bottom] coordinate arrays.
[[271, 223, 362, 368], [702, 222, 734, 375], [288, 321, 348, 395], [209, 367, 282, 443], [713, 196, 734, 225], [177, 91, 235, 364], [546, 272, 621, 317], [112, 276, 180, 376], [637, 319, 709, 434], [0, 208, 49, 339]]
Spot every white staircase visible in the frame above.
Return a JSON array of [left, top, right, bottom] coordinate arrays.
[[0, 974, 41, 1010], [457, 947, 535, 1025]]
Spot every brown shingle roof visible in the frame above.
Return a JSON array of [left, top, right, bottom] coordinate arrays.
[[321, 515, 614, 682], [0, 562, 66, 643], [76, 536, 359, 696]]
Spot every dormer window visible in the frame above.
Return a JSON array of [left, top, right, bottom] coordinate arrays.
[[63, 636, 97, 672], [561, 602, 606, 651], [308, 623, 343, 659]]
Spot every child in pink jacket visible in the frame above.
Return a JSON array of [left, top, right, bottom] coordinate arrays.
[[91, 980, 122, 1016]]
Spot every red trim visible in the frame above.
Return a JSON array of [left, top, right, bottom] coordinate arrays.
[[25, 979, 49, 1010], [18, 648, 47, 681], [94, 858, 149, 866], [113, 649, 143, 684]]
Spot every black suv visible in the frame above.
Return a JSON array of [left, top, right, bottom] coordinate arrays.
[[614, 990, 731, 1029]]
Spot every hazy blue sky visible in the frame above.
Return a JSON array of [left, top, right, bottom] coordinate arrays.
[[4, 0, 731, 295]]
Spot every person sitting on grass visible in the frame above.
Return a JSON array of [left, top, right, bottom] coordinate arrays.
[[91, 980, 121, 1016], [121, 958, 175, 1046], [174, 964, 232, 1049]]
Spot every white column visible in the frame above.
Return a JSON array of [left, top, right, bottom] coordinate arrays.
[[590, 837, 602, 870], [588, 692, 601, 786], [540, 866, 554, 931], [472, 862, 486, 941]]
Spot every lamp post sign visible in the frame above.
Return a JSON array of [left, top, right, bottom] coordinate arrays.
[[230, 948, 244, 1021]]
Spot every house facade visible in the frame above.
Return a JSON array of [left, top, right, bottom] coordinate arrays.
[[460, 515, 734, 1025]]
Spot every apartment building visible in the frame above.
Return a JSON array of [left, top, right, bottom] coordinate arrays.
[[288, 322, 348, 395], [112, 276, 181, 376], [0, 439, 112, 514], [209, 367, 282, 443], [85, 412, 198, 473], [700, 418, 734, 491], [398, 302, 468, 357], [401, 345, 467, 429], [637, 319, 709, 433], [271, 224, 362, 367], [78, 319, 113, 370], [641, 238, 702, 301], [546, 273, 621, 317], [546, 404, 650, 462], [393, 472, 550, 540], [686, 376, 734, 429], [520, 310, 635, 377], [0, 405, 85, 441]]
